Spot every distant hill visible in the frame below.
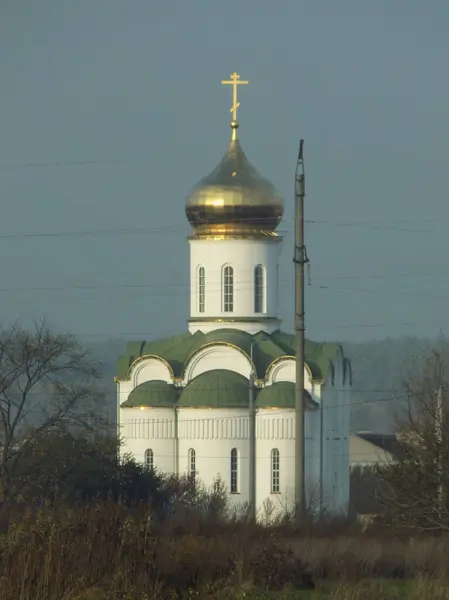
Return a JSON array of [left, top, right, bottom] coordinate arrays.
[[86, 335, 438, 434], [343, 336, 435, 432]]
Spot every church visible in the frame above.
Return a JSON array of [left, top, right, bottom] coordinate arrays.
[[116, 73, 351, 517]]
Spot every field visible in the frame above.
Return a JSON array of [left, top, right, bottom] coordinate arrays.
[[247, 580, 449, 599], [2, 501, 449, 600]]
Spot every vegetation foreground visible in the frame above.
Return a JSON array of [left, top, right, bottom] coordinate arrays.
[[1, 499, 449, 600]]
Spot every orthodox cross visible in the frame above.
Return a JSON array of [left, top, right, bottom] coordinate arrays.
[[221, 72, 249, 122]]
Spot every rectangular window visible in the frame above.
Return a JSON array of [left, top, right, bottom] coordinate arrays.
[[223, 266, 234, 313], [198, 267, 205, 313], [254, 266, 264, 313], [230, 448, 238, 493], [145, 449, 154, 471], [189, 448, 196, 489], [271, 449, 280, 493]]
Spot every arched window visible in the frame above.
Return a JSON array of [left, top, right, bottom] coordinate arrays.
[[144, 448, 154, 471], [188, 448, 196, 487], [230, 448, 239, 493], [271, 448, 280, 493], [198, 266, 205, 313], [223, 265, 234, 313], [254, 265, 264, 313]]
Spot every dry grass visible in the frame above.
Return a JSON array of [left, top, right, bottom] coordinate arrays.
[[1, 501, 449, 599], [248, 579, 449, 599]]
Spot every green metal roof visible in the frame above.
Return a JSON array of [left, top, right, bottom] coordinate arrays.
[[178, 369, 249, 409], [119, 377, 320, 411], [270, 331, 340, 380], [116, 328, 342, 383], [120, 380, 179, 408], [256, 381, 318, 409]]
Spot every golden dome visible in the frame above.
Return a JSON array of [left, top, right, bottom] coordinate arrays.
[[185, 122, 284, 237]]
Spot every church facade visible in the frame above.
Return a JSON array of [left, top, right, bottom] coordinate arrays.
[[116, 74, 351, 517]]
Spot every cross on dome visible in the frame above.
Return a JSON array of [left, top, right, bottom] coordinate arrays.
[[221, 72, 249, 123]]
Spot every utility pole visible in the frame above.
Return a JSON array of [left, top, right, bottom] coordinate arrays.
[[294, 140, 308, 519], [436, 386, 443, 517], [248, 342, 256, 520]]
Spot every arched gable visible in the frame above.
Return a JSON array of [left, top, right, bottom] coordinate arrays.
[[328, 346, 348, 387], [182, 342, 252, 384], [265, 356, 313, 389], [344, 357, 352, 386], [129, 355, 174, 387]]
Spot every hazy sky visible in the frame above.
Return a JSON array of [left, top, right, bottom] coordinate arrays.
[[1, 0, 448, 344]]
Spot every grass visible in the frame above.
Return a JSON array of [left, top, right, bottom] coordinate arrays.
[[247, 579, 449, 599], [2, 500, 449, 599], [74, 580, 449, 600]]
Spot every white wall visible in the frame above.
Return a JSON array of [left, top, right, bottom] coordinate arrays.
[[305, 408, 322, 511], [119, 407, 177, 474], [256, 409, 294, 516], [255, 407, 322, 519], [320, 350, 351, 515], [178, 407, 249, 511], [189, 237, 282, 333]]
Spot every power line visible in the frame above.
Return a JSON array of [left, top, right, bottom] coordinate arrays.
[[115, 393, 407, 418], [0, 225, 181, 241], [69, 314, 449, 338], [0, 216, 447, 241], [0, 158, 132, 170], [0, 268, 448, 295], [307, 218, 449, 234], [12, 390, 406, 414], [1, 146, 447, 170]]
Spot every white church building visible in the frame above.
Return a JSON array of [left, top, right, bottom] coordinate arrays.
[[116, 74, 351, 517]]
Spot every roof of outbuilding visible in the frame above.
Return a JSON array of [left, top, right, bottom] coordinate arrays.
[[355, 432, 403, 458], [116, 328, 343, 383]]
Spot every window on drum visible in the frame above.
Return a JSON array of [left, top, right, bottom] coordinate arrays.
[[254, 265, 264, 313], [223, 265, 234, 312], [198, 266, 205, 313]]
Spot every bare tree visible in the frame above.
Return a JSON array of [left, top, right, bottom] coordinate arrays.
[[0, 320, 104, 505], [378, 341, 449, 531]]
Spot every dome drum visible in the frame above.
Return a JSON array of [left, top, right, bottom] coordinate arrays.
[[186, 202, 283, 236]]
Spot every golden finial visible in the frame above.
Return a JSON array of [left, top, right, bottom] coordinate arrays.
[[221, 71, 249, 127]]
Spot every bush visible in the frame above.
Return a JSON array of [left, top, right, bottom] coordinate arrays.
[[3, 499, 449, 598]]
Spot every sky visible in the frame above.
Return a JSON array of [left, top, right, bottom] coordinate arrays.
[[1, 0, 448, 345]]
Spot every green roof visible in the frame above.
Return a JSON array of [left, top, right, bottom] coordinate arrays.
[[256, 381, 318, 410], [178, 369, 249, 409], [120, 380, 179, 408], [270, 332, 340, 380], [116, 328, 342, 383], [120, 376, 319, 411]]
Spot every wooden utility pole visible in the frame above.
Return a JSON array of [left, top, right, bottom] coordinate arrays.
[[294, 140, 308, 518], [436, 386, 444, 517]]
